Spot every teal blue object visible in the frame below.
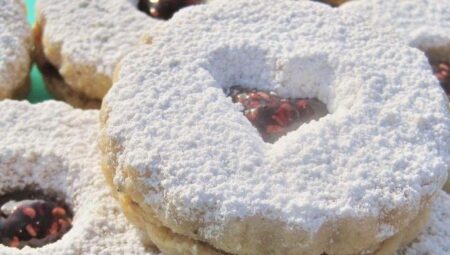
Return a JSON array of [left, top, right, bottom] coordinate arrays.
[[24, 0, 54, 103]]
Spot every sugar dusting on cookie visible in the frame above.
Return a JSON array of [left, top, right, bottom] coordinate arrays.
[[341, 0, 450, 194], [38, 0, 157, 77], [0, 0, 31, 97], [341, 0, 450, 98], [0, 100, 152, 254], [399, 192, 450, 255], [341, 0, 450, 50], [104, 0, 450, 245]]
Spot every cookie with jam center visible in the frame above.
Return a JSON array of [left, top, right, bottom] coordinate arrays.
[[101, 0, 450, 254]]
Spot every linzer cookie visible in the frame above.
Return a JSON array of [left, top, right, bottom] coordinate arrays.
[[0, 100, 154, 254], [0, 0, 32, 100], [341, 0, 450, 193], [100, 0, 450, 254], [34, 0, 211, 109]]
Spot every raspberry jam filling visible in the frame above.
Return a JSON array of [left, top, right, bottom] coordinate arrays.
[[312, 0, 339, 7], [431, 61, 450, 95], [138, 0, 202, 20], [227, 86, 328, 143], [0, 190, 72, 249]]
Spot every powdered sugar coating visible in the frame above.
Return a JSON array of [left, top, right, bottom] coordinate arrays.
[[0, 0, 31, 97], [399, 191, 450, 255], [341, 0, 450, 193], [104, 0, 450, 242], [0, 100, 153, 254], [37, 0, 157, 77], [341, 0, 450, 50]]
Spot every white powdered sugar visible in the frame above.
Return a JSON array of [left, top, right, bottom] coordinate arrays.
[[341, 0, 450, 50], [104, 0, 450, 240], [0, 100, 153, 254], [38, 0, 213, 78], [38, 0, 157, 76], [399, 191, 450, 255], [341, 0, 450, 195], [0, 0, 31, 93]]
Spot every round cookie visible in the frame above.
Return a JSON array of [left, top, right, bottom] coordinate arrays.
[[0, 0, 32, 100], [100, 1, 450, 254], [0, 100, 155, 254], [341, 0, 450, 193], [398, 191, 450, 255], [34, 0, 210, 109]]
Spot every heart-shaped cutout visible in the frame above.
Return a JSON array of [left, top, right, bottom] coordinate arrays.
[[226, 86, 328, 143]]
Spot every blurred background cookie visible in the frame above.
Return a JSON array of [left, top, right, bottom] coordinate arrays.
[[34, 0, 211, 109], [0, 0, 32, 100]]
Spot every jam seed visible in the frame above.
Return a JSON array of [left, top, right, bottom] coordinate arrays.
[[22, 207, 36, 219], [25, 224, 37, 237], [9, 236, 19, 248], [48, 222, 59, 235], [297, 100, 308, 109], [52, 207, 66, 217], [266, 125, 284, 135], [58, 219, 70, 229], [150, 8, 159, 17]]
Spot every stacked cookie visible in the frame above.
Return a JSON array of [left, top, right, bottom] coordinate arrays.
[[99, 1, 450, 254], [0, 0, 449, 254], [34, 0, 211, 109]]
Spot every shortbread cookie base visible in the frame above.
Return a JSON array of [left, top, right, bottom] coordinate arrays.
[[33, 21, 101, 109], [13, 74, 30, 99], [115, 180, 429, 255], [100, 108, 431, 255], [38, 60, 101, 109], [33, 10, 111, 101], [0, 73, 30, 100]]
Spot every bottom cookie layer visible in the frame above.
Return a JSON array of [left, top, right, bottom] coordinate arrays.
[[112, 176, 430, 255], [0, 72, 30, 100], [99, 126, 431, 255], [33, 21, 101, 109], [37, 60, 101, 109], [13, 74, 30, 100]]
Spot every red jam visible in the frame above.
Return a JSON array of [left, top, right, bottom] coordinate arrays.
[[138, 0, 202, 20], [228, 86, 328, 143], [0, 191, 72, 248]]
